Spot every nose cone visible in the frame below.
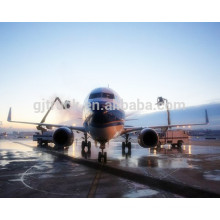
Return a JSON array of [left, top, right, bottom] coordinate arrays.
[[92, 110, 125, 127], [89, 101, 125, 128], [91, 101, 110, 112], [85, 100, 125, 143]]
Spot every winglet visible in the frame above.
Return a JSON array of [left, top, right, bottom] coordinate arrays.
[[205, 109, 209, 124], [7, 108, 12, 122]]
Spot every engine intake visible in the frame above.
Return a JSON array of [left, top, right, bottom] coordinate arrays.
[[138, 128, 158, 148], [53, 127, 74, 147]]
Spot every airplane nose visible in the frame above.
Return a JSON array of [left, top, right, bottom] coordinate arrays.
[[87, 101, 125, 128], [91, 109, 112, 124], [91, 101, 109, 112], [89, 102, 124, 126]]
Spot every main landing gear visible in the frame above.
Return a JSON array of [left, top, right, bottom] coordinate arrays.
[[81, 132, 91, 156], [98, 144, 107, 163], [122, 134, 131, 156]]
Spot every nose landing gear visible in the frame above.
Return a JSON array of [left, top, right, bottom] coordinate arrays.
[[122, 134, 132, 156], [81, 132, 91, 154], [81, 141, 91, 153], [98, 144, 107, 163]]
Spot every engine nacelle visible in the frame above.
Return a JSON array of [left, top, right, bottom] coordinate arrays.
[[138, 128, 158, 148], [53, 127, 74, 147]]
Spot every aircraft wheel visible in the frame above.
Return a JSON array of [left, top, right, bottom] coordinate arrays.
[[122, 145, 125, 151], [104, 152, 107, 163], [122, 142, 126, 151], [122, 144, 125, 156], [81, 141, 86, 151], [128, 149, 131, 157], [88, 141, 91, 152], [127, 142, 131, 151], [98, 152, 102, 163]]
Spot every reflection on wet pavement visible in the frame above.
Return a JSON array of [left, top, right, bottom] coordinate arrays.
[[203, 170, 220, 181], [123, 188, 158, 198], [0, 139, 220, 197], [0, 140, 176, 198], [65, 140, 220, 194]]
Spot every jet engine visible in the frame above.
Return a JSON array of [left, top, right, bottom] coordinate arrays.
[[53, 127, 74, 147], [138, 128, 158, 148]]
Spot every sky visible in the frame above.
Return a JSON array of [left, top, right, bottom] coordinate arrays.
[[0, 23, 220, 129]]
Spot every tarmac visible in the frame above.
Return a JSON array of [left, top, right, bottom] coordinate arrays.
[[0, 138, 220, 198]]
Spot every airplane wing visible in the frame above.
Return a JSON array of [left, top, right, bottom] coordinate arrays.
[[7, 108, 86, 132], [122, 109, 209, 134]]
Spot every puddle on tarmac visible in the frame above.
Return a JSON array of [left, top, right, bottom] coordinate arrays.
[[123, 189, 158, 198], [203, 170, 220, 181]]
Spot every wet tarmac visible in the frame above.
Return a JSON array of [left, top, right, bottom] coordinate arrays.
[[0, 139, 220, 197]]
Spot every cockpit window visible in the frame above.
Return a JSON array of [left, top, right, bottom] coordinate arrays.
[[102, 93, 115, 99], [89, 93, 102, 99], [89, 93, 115, 99]]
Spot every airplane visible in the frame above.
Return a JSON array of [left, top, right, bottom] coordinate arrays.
[[7, 87, 209, 163]]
